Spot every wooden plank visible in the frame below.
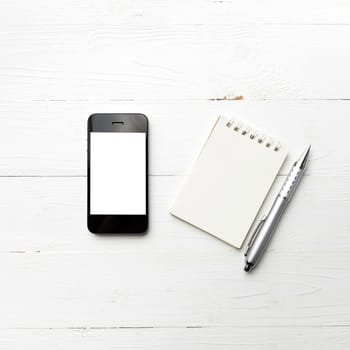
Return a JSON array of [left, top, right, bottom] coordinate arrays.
[[1, 327, 350, 349], [1, 248, 349, 328], [0, 0, 349, 25], [0, 175, 348, 253], [0, 100, 349, 176], [0, 177, 350, 254], [0, 25, 350, 100]]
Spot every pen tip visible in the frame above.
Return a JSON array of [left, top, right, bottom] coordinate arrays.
[[298, 145, 311, 169], [244, 264, 251, 272], [304, 145, 311, 156]]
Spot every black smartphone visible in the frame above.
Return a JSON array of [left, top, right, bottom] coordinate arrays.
[[87, 113, 148, 234]]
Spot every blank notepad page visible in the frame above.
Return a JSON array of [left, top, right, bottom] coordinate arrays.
[[170, 116, 288, 248]]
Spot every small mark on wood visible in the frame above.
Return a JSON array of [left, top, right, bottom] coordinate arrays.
[[4, 250, 41, 254], [210, 95, 244, 101]]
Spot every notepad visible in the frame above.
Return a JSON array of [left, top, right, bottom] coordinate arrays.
[[170, 115, 288, 248]]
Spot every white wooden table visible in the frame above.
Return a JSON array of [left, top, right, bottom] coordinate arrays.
[[1, 1, 349, 348]]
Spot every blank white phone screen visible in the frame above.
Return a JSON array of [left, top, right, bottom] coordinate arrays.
[[90, 132, 146, 215]]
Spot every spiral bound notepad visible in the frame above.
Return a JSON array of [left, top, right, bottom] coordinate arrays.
[[170, 115, 288, 248]]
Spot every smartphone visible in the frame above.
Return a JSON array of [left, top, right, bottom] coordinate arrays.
[[87, 113, 148, 234]]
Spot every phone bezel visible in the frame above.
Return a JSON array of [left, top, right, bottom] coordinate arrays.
[[87, 113, 148, 234]]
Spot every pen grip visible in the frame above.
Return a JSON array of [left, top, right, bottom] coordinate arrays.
[[246, 195, 288, 266]]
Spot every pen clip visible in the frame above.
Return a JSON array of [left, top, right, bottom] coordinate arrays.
[[244, 215, 267, 256]]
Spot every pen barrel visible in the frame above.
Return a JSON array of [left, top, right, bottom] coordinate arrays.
[[246, 195, 288, 267]]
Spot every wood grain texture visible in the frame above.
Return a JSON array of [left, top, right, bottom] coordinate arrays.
[[1, 249, 350, 328], [1, 0, 350, 348], [0, 176, 348, 253], [0, 24, 350, 101], [0, 176, 349, 329], [0, 100, 349, 176], [1, 327, 350, 350], [1, 0, 350, 25]]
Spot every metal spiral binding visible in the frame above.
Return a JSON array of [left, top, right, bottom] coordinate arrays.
[[225, 118, 281, 152]]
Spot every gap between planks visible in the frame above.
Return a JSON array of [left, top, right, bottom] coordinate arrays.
[[0, 174, 306, 178], [1, 325, 349, 330]]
